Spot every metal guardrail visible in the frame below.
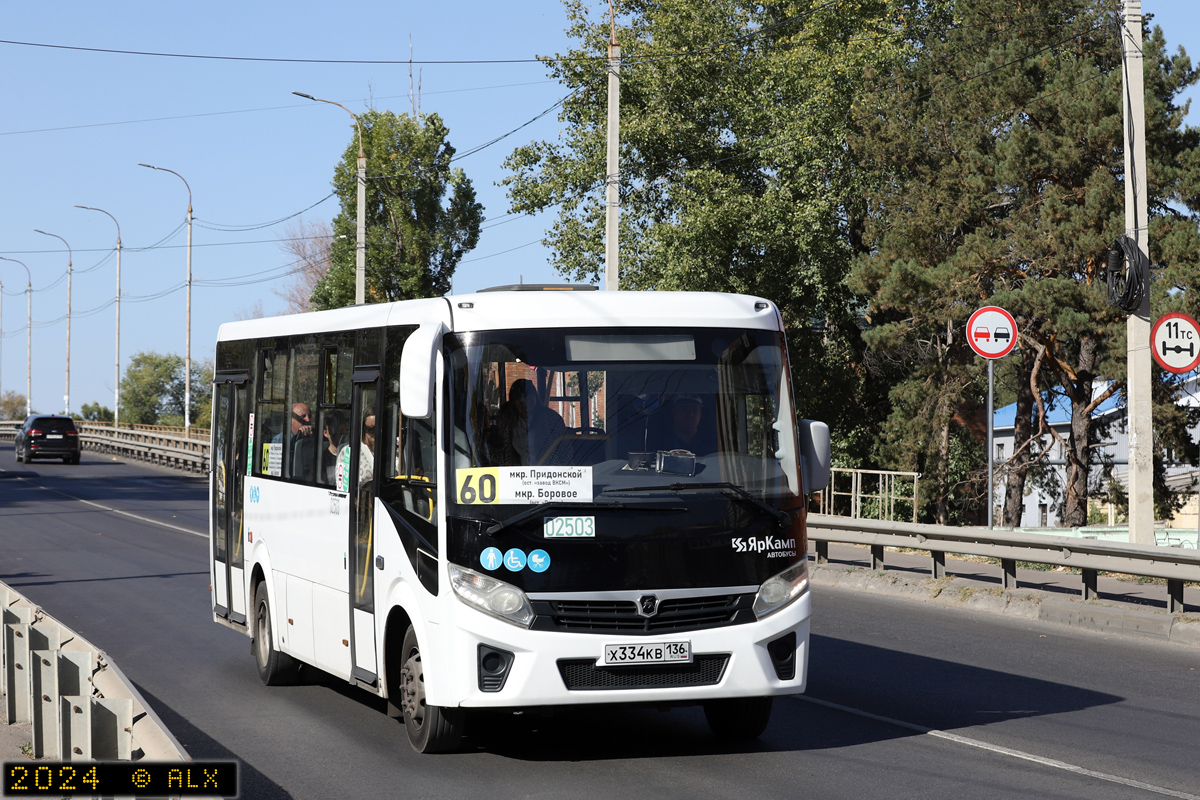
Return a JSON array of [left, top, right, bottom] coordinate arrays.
[[0, 420, 209, 473], [3, 583, 188, 763], [807, 514, 1200, 614]]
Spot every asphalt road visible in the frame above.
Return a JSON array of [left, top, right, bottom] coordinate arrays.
[[2, 442, 1197, 800]]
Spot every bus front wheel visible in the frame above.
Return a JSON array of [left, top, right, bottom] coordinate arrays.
[[703, 697, 773, 741], [397, 625, 463, 753], [252, 583, 298, 686]]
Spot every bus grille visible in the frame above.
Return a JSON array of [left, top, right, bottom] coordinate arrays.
[[531, 594, 755, 635], [557, 654, 730, 691]]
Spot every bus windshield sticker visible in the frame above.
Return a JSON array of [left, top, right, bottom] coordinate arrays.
[[455, 467, 593, 505], [266, 443, 283, 477]]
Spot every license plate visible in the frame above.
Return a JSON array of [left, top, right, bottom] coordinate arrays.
[[47, 434, 63, 439], [543, 516, 595, 538], [601, 641, 692, 666]]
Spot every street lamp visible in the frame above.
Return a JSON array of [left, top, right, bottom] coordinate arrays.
[[34, 230, 72, 416], [0, 257, 32, 416], [139, 163, 193, 431], [293, 91, 367, 305], [76, 205, 122, 429]]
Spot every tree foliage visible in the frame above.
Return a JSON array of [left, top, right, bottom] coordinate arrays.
[[310, 110, 484, 309], [275, 218, 332, 314], [79, 402, 113, 423], [119, 351, 213, 428], [505, 0, 937, 462], [0, 390, 25, 421], [850, 1, 1200, 524]]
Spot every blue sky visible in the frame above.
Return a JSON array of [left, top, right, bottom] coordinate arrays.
[[0, 2, 1197, 419]]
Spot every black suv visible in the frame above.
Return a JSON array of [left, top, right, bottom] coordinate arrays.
[[15, 415, 81, 464]]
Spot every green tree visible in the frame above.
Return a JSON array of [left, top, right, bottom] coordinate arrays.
[[121, 351, 183, 425], [850, 2, 1200, 525], [79, 402, 113, 422], [504, 0, 935, 462], [310, 110, 484, 309], [0, 390, 26, 421], [119, 353, 213, 427]]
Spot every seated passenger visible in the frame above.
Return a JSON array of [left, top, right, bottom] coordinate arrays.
[[493, 379, 569, 466]]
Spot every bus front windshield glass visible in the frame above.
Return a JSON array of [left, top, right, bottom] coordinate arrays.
[[446, 327, 800, 513]]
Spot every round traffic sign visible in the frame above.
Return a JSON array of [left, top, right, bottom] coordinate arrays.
[[966, 306, 1018, 359], [1151, 313, 1200, 373]]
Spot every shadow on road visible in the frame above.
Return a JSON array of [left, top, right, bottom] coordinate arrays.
[[3, 571, 208, 588], [133, 682, 296, 800], [299, 632, 1123, 763]]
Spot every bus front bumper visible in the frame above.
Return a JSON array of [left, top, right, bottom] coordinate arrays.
[[436, 591, 810, 709]]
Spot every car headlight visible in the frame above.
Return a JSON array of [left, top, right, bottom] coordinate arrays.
[[448, 563, 535, 628], [752, 559, 809, 619]]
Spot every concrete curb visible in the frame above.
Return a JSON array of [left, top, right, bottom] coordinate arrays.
[[2, 580, 190, 762], [810, 562, 1200, 648]]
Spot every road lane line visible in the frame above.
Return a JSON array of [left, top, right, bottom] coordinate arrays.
[[790, 694, 1200, 800], [0, 467, 206, 538]]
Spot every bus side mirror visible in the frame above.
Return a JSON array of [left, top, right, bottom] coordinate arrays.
[[400, 322, 446, 419], [799, 420, 831, 493]]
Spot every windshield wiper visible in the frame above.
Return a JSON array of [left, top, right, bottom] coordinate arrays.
[[600, 482, 792, 528], [484, 499, 685, 537]]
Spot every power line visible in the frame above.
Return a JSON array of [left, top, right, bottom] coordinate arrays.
[[0, 81, 559, 138], [0, 37, 595, 65]]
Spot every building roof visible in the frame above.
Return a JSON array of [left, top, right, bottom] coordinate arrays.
[[993, 381, 1122, 431]]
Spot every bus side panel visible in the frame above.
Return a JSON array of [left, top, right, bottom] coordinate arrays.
[[244, 477, 346, 592], [372, 509, 448, 704]]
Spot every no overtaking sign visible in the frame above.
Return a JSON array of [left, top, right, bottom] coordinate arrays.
[[967, 306, 1018, 360]]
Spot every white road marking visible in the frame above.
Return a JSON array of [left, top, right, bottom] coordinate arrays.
[[791, 695, 1200, 800]]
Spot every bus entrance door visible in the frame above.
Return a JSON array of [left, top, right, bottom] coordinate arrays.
[[212, 375, 249, 625], [348, 375, 381, 684]]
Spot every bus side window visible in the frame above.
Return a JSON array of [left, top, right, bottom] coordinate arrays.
[[255, 345, 288, 478]]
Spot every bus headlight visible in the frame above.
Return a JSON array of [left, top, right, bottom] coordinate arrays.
[[448, 564, 535, 628], [752, 559, 809, 619]]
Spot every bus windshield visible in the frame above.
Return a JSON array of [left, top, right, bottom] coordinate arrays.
[[446, 327, 800, 511]]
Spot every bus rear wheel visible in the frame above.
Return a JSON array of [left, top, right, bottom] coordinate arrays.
[[703, 697, 773, 741], [397, 625, 463, 753], [252, 583, 298, 685]]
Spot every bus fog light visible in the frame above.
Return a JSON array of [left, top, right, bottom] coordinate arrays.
[[753, 560, 809, 619], [448, 564, 535, 628]]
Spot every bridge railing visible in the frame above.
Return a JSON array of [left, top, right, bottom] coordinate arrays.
[[807, 513, 1200, 614], [3, 419, 1195, 612], [0, 420, 209, 473]]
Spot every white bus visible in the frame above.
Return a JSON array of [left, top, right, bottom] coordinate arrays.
[[209, 285, 830, 753]]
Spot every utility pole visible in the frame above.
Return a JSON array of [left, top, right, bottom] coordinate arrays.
[[293, 92, 367, 305], [35, 229, 71, 416], [139, 164, 193, 431], [1122, 1, 1154, 546], [604, 3, 620, 292], [76, 206, 122, 429]]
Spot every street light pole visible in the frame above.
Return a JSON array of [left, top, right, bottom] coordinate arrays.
[[0, 257, 32, 416], [76, 205, 122, 428], [34, 230, 71, 416], [139, 164, 193, 431], [293, 92, 367, 305]]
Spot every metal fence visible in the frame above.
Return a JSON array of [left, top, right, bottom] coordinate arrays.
[[807, 513, 1200, 614], [0, 420, 209, 473], [814, 468, 920, 523]]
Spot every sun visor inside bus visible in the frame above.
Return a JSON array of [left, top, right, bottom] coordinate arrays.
[[400, 321, 446, 419]]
